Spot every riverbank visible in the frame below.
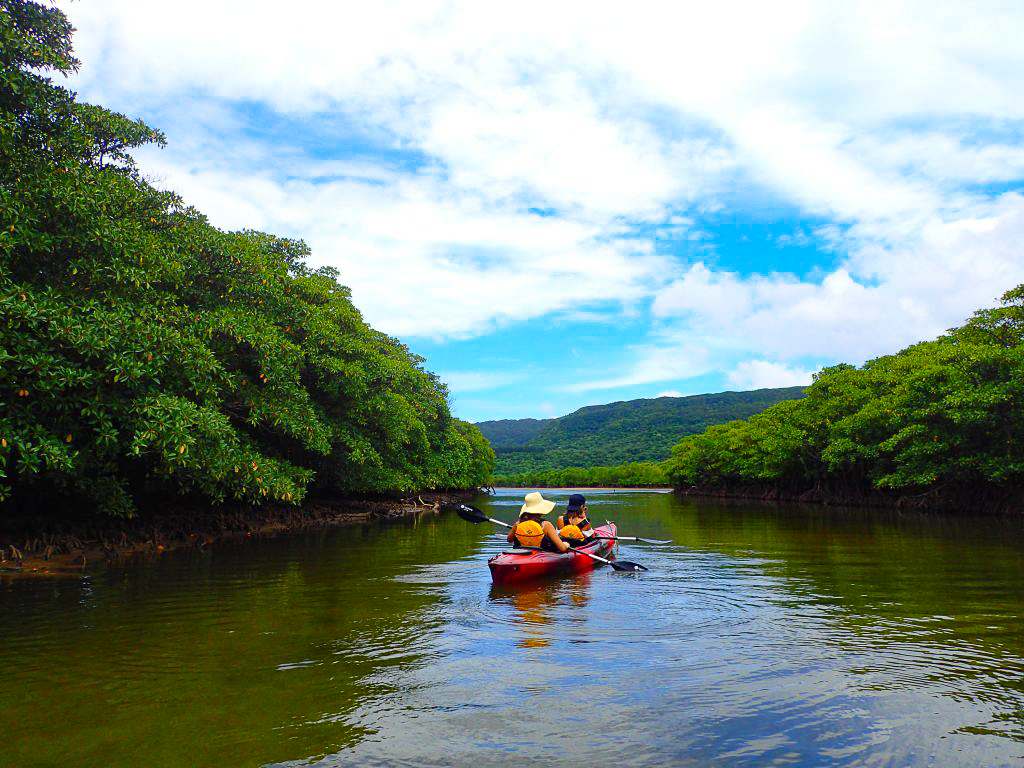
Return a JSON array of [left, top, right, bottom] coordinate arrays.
[[676, 484, 1024, 515], [0, 490, 475, 577]]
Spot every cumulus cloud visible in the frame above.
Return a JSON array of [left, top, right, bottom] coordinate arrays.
[[133, 134, 671, 337], [437, 372, 526, 393], [649, 193, 1024, 368], [60, 0, 1024, 378], [562, 343, 713, 392], [727, 361, 815, 391]]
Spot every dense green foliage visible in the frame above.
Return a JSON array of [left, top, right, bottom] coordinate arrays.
[[477, 387, 805, 474], [492, 460, 669, 488], [668, 286, 1024, 504], [0, 1, 493, 516], [473, 418, 547, 450]]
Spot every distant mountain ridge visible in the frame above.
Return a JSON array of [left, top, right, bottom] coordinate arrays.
[[476, 418, 548, 450], [476, 387, 806, 474]]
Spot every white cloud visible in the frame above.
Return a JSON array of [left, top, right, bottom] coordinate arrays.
[[439, 372, 526, 393], [655, 390, 686, 398], [638, 192, 1024, 384], [59, 0, 1024, 364], [134, 136, 671, 337], [848, 133, 1024, 184], [727, 361, 814, 391], [562, 343, 713, 392]]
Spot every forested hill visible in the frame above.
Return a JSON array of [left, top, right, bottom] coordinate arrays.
[[477, 387, 806, 474], [474, 418, 548, 450]]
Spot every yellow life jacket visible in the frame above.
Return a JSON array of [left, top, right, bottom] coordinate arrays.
[[513, 520, 544, 548], [560, 515, 592, 532], [559, 524, 585, 543]]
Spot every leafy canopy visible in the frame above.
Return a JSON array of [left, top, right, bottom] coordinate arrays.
[[0, 0, 494, 516]]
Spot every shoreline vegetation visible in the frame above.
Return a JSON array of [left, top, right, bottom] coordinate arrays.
[[666, 285, 1024, 516], [0, 490, 473, 576], [675, 485, 1024, 516], [0, 1, 495, 546], [491, 460, 670, 489]]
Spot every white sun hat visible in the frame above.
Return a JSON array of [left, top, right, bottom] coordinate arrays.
[[520, 491, 556, 516]]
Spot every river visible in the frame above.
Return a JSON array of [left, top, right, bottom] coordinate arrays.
[[2, 489, 1023, 766]]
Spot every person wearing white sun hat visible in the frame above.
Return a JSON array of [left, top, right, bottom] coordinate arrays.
[[506, 491, 571, 553]]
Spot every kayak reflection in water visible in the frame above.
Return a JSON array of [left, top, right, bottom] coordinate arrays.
[[510, 585, 555, 648], [507, 492, 571, 553], [490, 571, 594, 649], [556, 493, 594, 546]]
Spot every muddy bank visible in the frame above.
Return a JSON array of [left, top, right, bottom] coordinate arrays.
[[0, 490, 476, 577], [675, 484, 1024, 515]]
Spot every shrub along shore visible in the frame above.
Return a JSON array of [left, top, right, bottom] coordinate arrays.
[[0, 0, 495, 548]]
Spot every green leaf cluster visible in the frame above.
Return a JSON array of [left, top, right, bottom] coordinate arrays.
[[0, 1, 494, 516], [667, 286, 1024, 500]]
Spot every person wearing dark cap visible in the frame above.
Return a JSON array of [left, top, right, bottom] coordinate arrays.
[[557, 493, 594, 546]]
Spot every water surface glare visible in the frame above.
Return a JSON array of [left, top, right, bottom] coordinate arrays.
[[2, 489, 1024, 766]]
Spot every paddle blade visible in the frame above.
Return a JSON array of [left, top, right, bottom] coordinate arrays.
[[636, 538, 672, 545], [445, 503, 488, 524], [609, 560, 648, 572]]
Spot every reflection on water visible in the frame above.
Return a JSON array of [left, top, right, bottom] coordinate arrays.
[[490, 572, 593, 649], [1, 490, 1023, 767]]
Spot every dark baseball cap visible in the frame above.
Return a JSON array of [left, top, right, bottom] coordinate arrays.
[[566, 493, 586, 512]]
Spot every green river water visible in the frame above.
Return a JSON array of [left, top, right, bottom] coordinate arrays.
[[2, 489, 1023, 767]]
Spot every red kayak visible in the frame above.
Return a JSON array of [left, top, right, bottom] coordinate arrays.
[[488, 523, 618, 585]]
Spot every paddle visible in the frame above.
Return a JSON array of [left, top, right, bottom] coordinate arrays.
[[591, 535, 672, 545], [446, 503, 648, 572]]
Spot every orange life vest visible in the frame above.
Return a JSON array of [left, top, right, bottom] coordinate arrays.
[[512, 519, 545, 548], [559, 516, 592, 534], [558, 524, 585, 545]]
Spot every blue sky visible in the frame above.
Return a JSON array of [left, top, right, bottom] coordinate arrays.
[[63, 1, 1024, 422]]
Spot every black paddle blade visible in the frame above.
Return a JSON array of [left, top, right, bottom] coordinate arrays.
[[445, 503, 488, 524], [609, 560, 648, 572]]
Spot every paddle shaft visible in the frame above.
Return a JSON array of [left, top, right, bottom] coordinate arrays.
[[591, 535, 672, 544], [488, 517, 666, 544], [450, 504, 663, 542]]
